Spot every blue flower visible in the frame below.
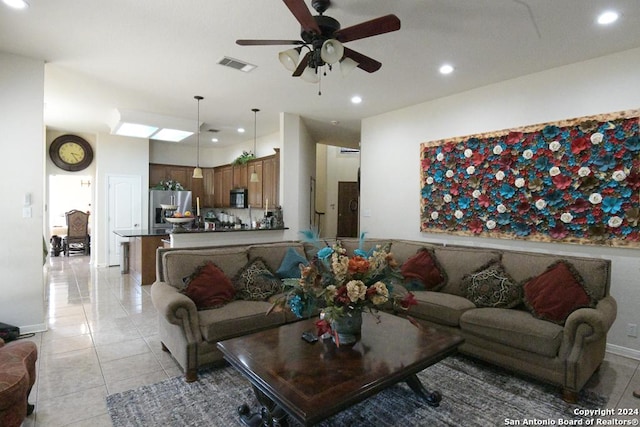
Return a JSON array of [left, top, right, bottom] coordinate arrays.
[[421, 185, 432, 198], [512, 223, 531, 236], [535, 157, 551, 171], [288, 295, 304, 318], [542, 125, 560, 139], [624, 136, 640, 152], [601, 197, 623, 214], [499, 183, 516, 199], [317, 246, 334, 259], [458, 197, 471, 209], [433, 170, 445, 183], [594, 154, 616, 171], [546, 191, 564, 207]]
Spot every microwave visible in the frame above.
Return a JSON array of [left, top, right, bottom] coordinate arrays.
[[230, 188, 248, 208]]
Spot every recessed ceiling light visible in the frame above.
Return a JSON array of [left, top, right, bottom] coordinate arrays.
[[3, 0, 29, 9], [597, 10, 619, 25], [439, 64, 454, 75], [351, 95, 362, 104], [211, 137, 219, 143], [237, 127, 245, 133]]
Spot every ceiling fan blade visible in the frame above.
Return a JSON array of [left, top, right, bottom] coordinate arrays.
[[343, 47, 381, 73], [283, 0, 321, 34], [236, 39, 305, 46], [292, 51, 311, 77], [335, 14, 401, 43]]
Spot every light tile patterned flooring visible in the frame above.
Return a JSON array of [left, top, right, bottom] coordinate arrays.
[[16, 255, 640, 426]]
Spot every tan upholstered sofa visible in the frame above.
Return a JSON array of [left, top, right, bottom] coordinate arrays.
[[150, 238, 616, 402]]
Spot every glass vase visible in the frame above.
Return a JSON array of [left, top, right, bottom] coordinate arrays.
[[330, 310, 363, 345]]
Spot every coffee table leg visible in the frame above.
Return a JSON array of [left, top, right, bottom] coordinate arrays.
[[405, 374, 442, 407], [237, 385, 289, 427]]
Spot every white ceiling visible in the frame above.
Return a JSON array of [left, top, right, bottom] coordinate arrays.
[[1, 0, 640, 149]]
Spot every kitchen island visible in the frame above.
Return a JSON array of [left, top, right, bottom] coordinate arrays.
[[114, 229, 170, 285], [168, 226, 289, 248], [114, 227, 289, 285]]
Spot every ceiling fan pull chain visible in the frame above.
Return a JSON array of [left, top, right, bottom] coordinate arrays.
[[318, 69, 322, 96]]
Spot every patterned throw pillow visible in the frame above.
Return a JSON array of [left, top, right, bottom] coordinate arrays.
[[181, 262, 236, 310], [463, 262, 522, 308], [276, 247, 309, 279], [523, 260, 593, 325], [400, 248, 446, 291], [234, 258, 283, 301]]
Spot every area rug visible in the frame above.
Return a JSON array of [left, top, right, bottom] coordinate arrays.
[[106, 355, 607, 426]]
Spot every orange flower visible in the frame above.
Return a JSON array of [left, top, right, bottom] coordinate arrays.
[[348, 256, 370, 274]]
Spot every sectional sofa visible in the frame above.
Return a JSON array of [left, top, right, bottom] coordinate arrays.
[[150, 238, 616, 402]]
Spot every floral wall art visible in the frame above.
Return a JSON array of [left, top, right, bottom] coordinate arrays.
[[420, 110, 640, 247]]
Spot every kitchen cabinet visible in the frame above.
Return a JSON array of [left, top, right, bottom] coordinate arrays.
[[202, 168, 215, 207], [233, 164, 248, 189], [214, 165, 233, 207], [262, 152, 279, 210], [247, 161, 263, 208], [149, 163, 209, 206]]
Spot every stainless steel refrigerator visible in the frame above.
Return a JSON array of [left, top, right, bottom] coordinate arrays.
[[149, 190, 192, 231]]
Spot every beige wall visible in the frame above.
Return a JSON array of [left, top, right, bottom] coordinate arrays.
[[361, 47, 640, 357]]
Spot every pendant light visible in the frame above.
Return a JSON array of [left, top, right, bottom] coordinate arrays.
[[192, 95, 204, 179], [250, 108, 260, 183]]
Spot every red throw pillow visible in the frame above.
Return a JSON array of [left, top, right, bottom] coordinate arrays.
[[400, 248, 446, 291], [523, 261, 592, 324], [182, 262, 236, 310]]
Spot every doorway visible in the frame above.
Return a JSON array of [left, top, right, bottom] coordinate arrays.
[[337, 181, 359, 238], [48, 175, 92, 244]]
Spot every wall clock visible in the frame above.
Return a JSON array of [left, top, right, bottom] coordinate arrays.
[[49, 134, 94, 172]]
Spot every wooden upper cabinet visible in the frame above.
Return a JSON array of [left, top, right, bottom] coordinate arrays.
[[151, 149, 278, 209], [214, 165, 233, 208], [232, 164, 248, 189], [202, 168, 215, 207], [262, 154, 279, 209], [247, 160, 263, 208]]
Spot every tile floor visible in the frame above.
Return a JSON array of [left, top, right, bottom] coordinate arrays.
[[16, 255, 640, 426]]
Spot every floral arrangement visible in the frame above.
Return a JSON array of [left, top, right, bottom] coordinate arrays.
[[232, 151, 256, 165], [155, 179, 184, 191], [420, 110, 640, 246], [274, 235, 417, 334]]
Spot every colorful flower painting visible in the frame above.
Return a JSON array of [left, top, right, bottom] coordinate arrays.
[[420, 110, 640, 247]]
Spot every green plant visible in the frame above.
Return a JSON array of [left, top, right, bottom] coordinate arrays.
[[232, 151, 255, 166]]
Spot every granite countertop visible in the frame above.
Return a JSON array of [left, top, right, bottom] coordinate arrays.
[[114, 227, 287, 237]]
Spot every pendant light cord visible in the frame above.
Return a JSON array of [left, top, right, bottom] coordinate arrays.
[[195, 95, 203, 167]]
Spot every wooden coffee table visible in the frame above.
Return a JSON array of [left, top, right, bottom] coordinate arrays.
[[217, 311, 464, 426]]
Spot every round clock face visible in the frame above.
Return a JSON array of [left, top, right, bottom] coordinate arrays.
[[50, 135, 94, 172]]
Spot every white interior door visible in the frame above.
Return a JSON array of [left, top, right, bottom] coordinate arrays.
[[108, 175, 142, 266]]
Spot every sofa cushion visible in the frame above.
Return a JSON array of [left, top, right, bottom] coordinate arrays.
[[407, 291, 476, 326], [460, 308, 564, 358], [198, 300, 285, 342], [434, 247, 502, 296], [248, 242, 306, 273], [501, 251, 610, 300], [400, 248, 446, 291], [523, 261, 593, 325], [276, 247, 309, 279], [181, 262, 236, 310], [388, 240, 438, 265], [233, 258, 283, 301], [462, 262, 522, 308], [162, 248, 248, 289]]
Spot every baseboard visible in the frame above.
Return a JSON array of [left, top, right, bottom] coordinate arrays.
[[18, 323, 47, 335], [606, 343, 640, 361]]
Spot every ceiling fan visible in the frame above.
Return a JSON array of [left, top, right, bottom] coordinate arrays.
[[236, 0, 401, 82]]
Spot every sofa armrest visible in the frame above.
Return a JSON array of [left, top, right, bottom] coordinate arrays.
[[562, 295, 617, 348], [150, 281, 200, 341]]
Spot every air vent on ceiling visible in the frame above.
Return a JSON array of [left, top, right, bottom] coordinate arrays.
[[208, 129, 219, 133], [217, 56, 257, 73]]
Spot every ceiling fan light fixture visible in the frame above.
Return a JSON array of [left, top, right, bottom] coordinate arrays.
[[301, 66, 319, 83], [339, 57, 358, 76], [320, 39, 344, 64], [279, 48, 301, 72]]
